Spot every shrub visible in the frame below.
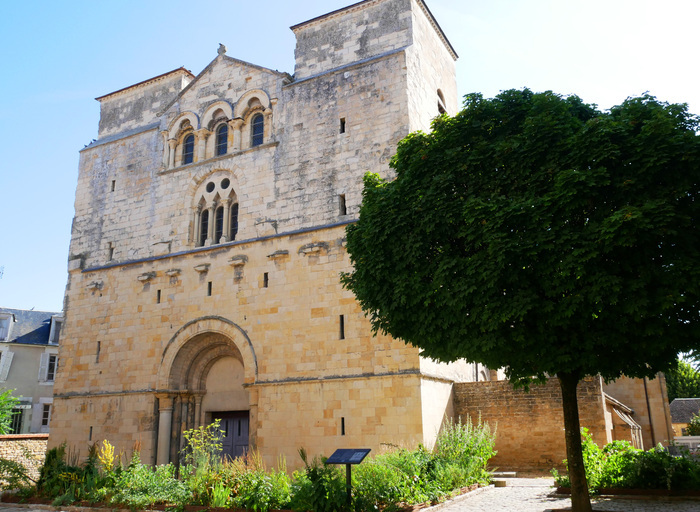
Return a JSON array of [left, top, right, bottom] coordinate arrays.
[[110, 452, 190, 509], [433, 417, 496, 486], [686, 413, 700, 436], [553, 429, 700, 492], [290, 448, 348, 512]]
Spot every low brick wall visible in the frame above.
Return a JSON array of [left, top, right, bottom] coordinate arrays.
[[0, 434, 48, 482], [454, 377, 608, 471]]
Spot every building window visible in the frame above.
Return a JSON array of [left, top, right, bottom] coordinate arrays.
[[216, 124, 228, 156], [0, 315, 12, 342], [230, 203, 239, 241], [437, 89, 447, 114], [41, 404, 51, 427], [39, 353, 58, 382], [182, 133, 195, 165], [251, 114, 264, 147], [49, 316, 63, 345], [215, 206, 224, 243], [199, 209, 209, 247], [10, 407, 23, 433], [339, 194, 347, 216], [339, 118, 346, 134]]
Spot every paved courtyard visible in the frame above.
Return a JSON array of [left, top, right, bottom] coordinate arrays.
[[431, 478, 700, 512], [0, 479, 698, 512]]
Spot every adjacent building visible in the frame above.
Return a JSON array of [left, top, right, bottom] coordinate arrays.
[[0, 308, 61, 433]]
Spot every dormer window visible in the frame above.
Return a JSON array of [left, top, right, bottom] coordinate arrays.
[[49, 315, 63, 345], [0, 314, 12, 342], [216, 124, 228, 156], [183, 133, 195, 164], [251, 114, 264, 147]]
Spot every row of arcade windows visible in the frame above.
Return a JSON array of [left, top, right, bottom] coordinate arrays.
[[181, 114, 264, 166], [197, 203, 239, 247]]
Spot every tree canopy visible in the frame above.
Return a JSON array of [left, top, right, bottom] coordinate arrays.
[[342, 89, 700, 511], [343, 89, 700, 384], [666, 359, 700, 402]]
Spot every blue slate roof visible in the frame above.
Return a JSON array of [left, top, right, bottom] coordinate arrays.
[[0, 307, 61, 345], [670, 398, 700, 424]]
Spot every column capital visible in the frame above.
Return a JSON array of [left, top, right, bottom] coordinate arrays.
[[155, 393, 174, 410]]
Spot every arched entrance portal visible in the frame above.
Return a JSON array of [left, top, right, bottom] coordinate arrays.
[[156, 317, 257, 464]]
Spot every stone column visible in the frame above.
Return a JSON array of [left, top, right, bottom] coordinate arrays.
[[168, 139, 177, 169], [161, 131, 170, 167], [230, 118, 243, 151], [193, 394, 203, 428], [263, 107, 273, 143], [206, 203, 216, 246], [156, 394, 174, 465], [194, 205, 202, 246], [196, 128, 210, 161], [220, 199, 232, 243]]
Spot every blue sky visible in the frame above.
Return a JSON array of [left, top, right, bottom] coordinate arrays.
[[1, 0, 699, 312]]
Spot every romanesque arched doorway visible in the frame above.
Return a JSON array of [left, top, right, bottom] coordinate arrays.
[[156, 317, 257, 464]]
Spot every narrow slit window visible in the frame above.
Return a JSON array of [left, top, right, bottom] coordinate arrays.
[[339, 194, 347, 216], [182, 133, 195, 164], [230, 203, 239, 241], [96, 341, 101, 363], [339, 315, 345, 340], [216, 124, 228, 156], [156, 290, 161, 304], [339, 118, 346, 134], [263, 272, 269, 288], [341, 417, 345, 436], [251, 114, 264, 147], [199, 209, 209, 247], [215, 206, 224, 244], [207, 282, 213, 296], [111, 180, 116, 192], [89, 426, 93, 441], [108, 242, 114, 261]]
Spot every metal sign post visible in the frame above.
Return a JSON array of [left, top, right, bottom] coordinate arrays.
[[325, 448, 371, 505]]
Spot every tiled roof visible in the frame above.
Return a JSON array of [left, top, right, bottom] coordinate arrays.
[[670, 398, 700, 424], [0, 307, 61, 345]]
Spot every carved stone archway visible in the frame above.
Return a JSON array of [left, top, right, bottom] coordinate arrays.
[[156, 317, 257, 463]]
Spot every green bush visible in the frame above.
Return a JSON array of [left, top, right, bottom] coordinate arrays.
[[553, 429, 700, 492], [290, 448, 348, 512], [686, 413, 700, 436], [110, 452, 190, 509]]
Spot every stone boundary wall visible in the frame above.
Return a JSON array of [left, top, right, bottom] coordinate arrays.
[[454, 377, 607, 471], [0, 434, 48, 482]]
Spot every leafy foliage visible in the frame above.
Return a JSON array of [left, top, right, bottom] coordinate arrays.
[[686, 413, 700, 436], [343, 89, 700, 511], [666, 359, 700, 402], [0, 389, 19, 435], [553, 430, 700, 491]]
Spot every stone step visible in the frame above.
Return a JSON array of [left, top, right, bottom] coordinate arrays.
[[492, 471, 518, 478]]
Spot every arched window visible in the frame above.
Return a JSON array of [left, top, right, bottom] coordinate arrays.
[[251, 114, 264, 147], [216, 124, 228, 156], [230, 203, 239, 241], [437, 89, 447, 115], [215, 206, 224, 243], [199, 209, 209, 247], [183, 134, 195, 165]]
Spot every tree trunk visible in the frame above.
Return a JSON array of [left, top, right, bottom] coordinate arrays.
[[557, 371, 592, 512]]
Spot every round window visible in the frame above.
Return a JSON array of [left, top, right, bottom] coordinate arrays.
[[221, 178, 230, 189], [206, 182, 215, 193]]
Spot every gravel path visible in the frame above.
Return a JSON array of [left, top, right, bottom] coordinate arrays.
[[430, 478, 700, 512]]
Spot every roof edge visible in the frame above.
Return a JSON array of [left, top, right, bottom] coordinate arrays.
[[95, 67, 195, 102]]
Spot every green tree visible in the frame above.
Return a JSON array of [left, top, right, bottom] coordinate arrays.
[[0, 389, 19, 434], [342, 90, 700, 511], [666, 359, 700, 402], [686, 413, 700, 436]]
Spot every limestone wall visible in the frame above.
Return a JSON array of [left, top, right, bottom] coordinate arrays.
[[454, 377, 608, 470], [0, 434, 48, 482], [603, 374, 674, 449], [292, 0, 413, 80]]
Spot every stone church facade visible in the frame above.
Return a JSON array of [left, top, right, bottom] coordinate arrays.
[[51, 0, 673, 468]]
